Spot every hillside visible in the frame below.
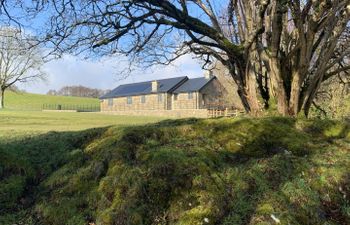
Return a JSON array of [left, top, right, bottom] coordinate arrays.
[[3, 91, 99, 110], [1, 117, 349, 225]]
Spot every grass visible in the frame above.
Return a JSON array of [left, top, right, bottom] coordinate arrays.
[[0, 110, 163, 136], [1, 112, 349, 225], [3, 91, 99, 111]]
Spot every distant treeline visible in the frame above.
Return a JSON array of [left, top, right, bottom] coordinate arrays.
[[47, 85, 110, 98], [9, 85, 27, 93]]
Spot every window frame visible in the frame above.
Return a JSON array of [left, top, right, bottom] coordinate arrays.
[[174, 93, 178, 101], [127, 96, 133, 104], [108, 98, 113, 107], [141, 95, 146, 103], [188, 92, 193, 100], [202, 94, 206, 105], [158, 93, 163, 102]]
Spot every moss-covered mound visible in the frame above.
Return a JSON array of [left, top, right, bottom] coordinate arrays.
[[1, 117, 349, 225]]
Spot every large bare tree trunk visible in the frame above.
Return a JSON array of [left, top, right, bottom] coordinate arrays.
[[230, 70, 254, 114], [246, 78, 261, 115], [269, 58, 289, 115], [245, 61, 262, 115], [236, 84, 262, 115], [229, 57, 263, 115], [289, 70, 302, 116]]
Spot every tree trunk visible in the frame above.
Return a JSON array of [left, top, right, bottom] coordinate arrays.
[[288, 70, 302, 116], [230, 60, 263, 115], [228, 73, 262, 115], [0, 89, 4, 109], [303, 79, 322, 118], [236, 87, 252, 113], [245, 61, 262, 115], [236, 83, 261, 115], [269, 58, 289, 115]]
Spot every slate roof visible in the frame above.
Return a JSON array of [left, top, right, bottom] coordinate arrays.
[[100, 76, 188, 99], [173, 77, 215, 93]]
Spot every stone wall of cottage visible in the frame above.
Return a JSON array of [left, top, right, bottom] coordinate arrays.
[[100, 93, 171, 111], [198, 78, 227, 109], [100, 78, 229, 113], [171, 78, 227, 110], [100, 109, 209, 118], [172, 92, 199, 110]]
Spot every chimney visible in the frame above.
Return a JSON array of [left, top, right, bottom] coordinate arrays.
[[204, 70, 214, 79], [151, 80, 159, 92]]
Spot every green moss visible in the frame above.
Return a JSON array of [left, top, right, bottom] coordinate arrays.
[[1, 117, 350, 224], [0, 175, 26, 210], [256, 203, 274, 215], [297, 119, 349, 139]]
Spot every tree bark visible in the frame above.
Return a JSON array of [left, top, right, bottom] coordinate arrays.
[[229, 68, 253, 114], [289, 70, 302, 116], [245, 61, 262, 115], [269, 58, 289, 115], [229, 57, 263, 115], [246, 80, 261, 115], [303, 77, 323, 118], [236, 82, 262, 115], [0, 88, 5, 109]]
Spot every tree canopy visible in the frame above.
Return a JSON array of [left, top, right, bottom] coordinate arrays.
[[0, 27, 45, 108]]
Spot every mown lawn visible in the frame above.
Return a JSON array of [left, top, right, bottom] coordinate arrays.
[[0, 110, 163, 137], [1, 112, 349, 225]]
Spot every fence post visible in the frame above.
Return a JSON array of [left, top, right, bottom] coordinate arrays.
[[40, 103, 100, 112]]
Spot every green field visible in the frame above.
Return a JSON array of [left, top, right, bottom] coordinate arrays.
[[0, 110, 163, 135], [1, 92, 350, 225], [4, 91, 100, 111], [1, 110, 350, 224]]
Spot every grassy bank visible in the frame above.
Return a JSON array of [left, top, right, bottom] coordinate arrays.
[[3, 91, 99, 111], [1, 116, 349, 225]]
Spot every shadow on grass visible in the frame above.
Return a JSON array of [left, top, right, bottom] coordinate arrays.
[[1, 117, 349, 225], [0, 127, 108, 221]]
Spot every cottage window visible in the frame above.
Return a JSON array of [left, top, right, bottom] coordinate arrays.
[[158, 94, 163, 102], [174, 93, 178, 101], [127, 96, 133, 104], [202, 94, 206, 106], [141, 95, 146, 103], [188, 92, 193, 99], [108, 98, 113, 106]]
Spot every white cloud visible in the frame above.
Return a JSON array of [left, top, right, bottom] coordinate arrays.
[[18, 54, 204, 94]]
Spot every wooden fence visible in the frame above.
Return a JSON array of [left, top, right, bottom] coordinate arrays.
[[207, 108, 245, 118], [42, 103, 100, 112]]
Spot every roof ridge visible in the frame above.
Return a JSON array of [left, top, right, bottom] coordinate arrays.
[[117, 76, 188, 87], [99, 76, 189, 99], [172, 76, 216, 94]]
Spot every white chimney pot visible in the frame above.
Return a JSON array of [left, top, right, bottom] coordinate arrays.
[[152, 80, 159, 92], [204, 70, 214, 79]]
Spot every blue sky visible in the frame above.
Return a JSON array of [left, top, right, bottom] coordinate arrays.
[[18, 53, 203, 94], [2, 1, 218, 94]]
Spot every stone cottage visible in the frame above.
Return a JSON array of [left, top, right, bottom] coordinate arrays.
[[100, 72, 228, 117]]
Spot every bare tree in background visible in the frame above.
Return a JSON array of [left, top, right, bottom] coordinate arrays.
[[1, 0, 349, 116], [312, 71, 350, 118], [47, 85, 107, 98], [0, 27, 45, 108]]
